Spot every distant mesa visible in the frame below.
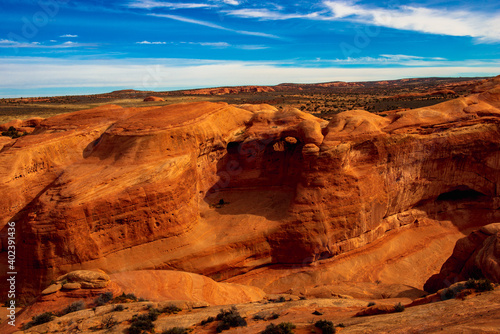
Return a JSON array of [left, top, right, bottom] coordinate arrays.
[[182, 85, 275, 95], [143, 96, 165, 102]]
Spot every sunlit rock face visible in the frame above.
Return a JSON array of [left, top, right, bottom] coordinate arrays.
[[1, 76, 500, 298]]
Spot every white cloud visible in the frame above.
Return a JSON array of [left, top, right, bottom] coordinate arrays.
[[149, 13, 280, 39], [318, 54, 450, 66], [197, 42, 230, 47], [136, 41, 168, 44], [221, 0, 239, 5], [323, 1, 500, 43], [0, 40, 94, 48], [60, 34, 78, 38], [224, 8, 320, 20], [136, 41, 267, 49], [237, 45, 269, 50], [127, 1, 213, 9], [0, 57, 498, 93]]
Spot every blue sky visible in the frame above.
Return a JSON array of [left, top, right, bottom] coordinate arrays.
[[0, 0, 499, 97]]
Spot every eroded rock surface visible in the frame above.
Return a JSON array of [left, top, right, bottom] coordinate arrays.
[[1, 77, 500, 300], [425, 223, 500, 292]]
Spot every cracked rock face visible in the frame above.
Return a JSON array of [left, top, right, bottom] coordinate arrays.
[[1, 77, 500, 300]]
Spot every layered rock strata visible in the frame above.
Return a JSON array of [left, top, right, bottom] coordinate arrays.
[[1, 77, 500, 298]]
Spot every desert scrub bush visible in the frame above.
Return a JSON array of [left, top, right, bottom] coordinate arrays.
[[253, 312, 280, 321], [128, 308, 161, 334], [200, 316, 215, 325], [160, 304, 182, 314], [114, 292, 138, 303], [215, 306, 247, 332], [60, 300, 85, 315], [128, 314, 155, 334], [1, 126, 26, 139], [162, 327, 191, 334], [113, 304, 125, 311], [22, 312, 55, 330], [101, 314, 117, 329], [94, 292, 113, 306], [394, 302, 405, 313], [261, 322, 296, 334], [269, 296, 287, 303], [442, 287, 456, 300], [314, 319, 335, 334], [466, 278, 494, 292], [269, 312, 280, 320]]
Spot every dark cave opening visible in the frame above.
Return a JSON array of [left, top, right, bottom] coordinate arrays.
[[436, 187, 487, 201]]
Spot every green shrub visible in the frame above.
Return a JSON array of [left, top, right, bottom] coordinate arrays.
[[94, 292, 113, 306], [477, 279, 494, 292], [128, 315, 155, 334], [114, 292, 138, 303], [261, 322, 296, 334], [215, 306, 247, 332], [314, 319, 335, 334], [162, 327, 191, 334], [201, 316, 215, 325], [271, 296, 287, 303], [161, 304, 182, 314], [22, 312, 55, 330], [441, 288, 457, 300], [465, 278, 476, 289], [394, 302, 405, 312], [1, 126, 26, 139], [113, 304, 125, 311], [270, 312, 280, 320], [102, 315, 117, 329], [146, 309, 160, 321], [60, 301, 85, 315], [128, 309, 161, 334], [128, 318, 155, 334]]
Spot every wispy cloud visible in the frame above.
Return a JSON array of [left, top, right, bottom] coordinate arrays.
[[136, 40, 268, 49], [197, 42, 230, 47], [137, 41, 168, 44], [217, 1, 500, 42], [224, 8, 321, 20], [323, 1, 500, 43], [136, 41, 230, 47], [149, 13, 280, 39], [221, 0, 239, 5], [0, 39, 94, 48], [60, 34, 78, 38], [149, 13, 227, 29], [328, 54, 449, 65], [127, 0, 214, 9]]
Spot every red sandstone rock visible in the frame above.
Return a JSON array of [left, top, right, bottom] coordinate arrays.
[[1, 78, 500, 302], [184, 86, 275, 95], [355, 304, 396, 316], [424, 223, 500, 292], [143, 96, 165, 102], [0, 119, 22, 131], [110, 270, 266, 305]]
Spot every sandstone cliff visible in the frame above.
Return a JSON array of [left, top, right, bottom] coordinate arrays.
[[425, 223, 500, 292], [1, 77, 500, 300]]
